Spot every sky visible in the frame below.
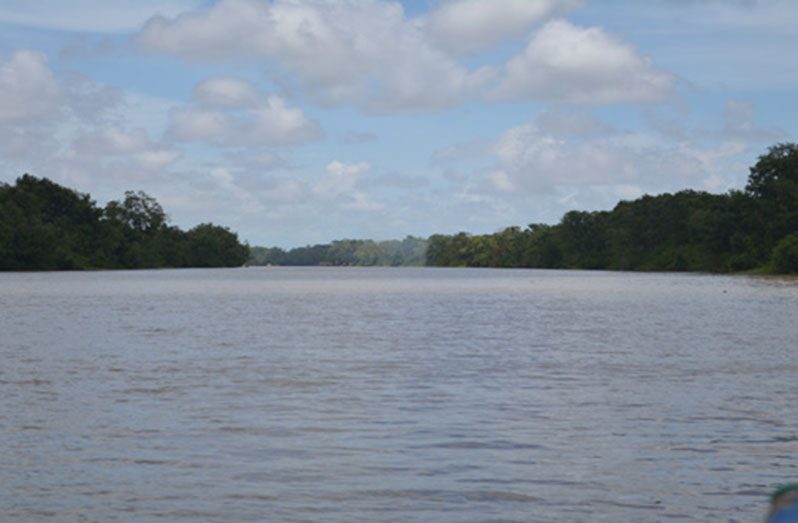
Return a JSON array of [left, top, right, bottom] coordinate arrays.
[[0, 0, 796, 247]]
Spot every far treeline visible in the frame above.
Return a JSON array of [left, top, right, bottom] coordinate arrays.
[[424, 143, 798, 274], [0, 175, 249, 270], [250, 237, 428, 267], [251, 143, 798, 274]]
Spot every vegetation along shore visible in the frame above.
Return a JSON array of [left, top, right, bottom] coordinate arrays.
[[0, 175, 249, 270], [252, 143, 798, 274], [2, 143, 797, 273]]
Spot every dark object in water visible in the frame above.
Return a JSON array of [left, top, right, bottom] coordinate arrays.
[[767, 484, 798, 523]]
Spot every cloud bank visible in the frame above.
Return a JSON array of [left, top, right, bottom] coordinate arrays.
[[136, 0, 673, 110]]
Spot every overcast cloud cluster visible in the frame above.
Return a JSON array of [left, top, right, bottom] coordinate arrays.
[[0, 0, 794, 245]]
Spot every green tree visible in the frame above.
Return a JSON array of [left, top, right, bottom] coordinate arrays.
[[520, 224, 562, 268], [771, 233, 798, 274], [745, 143, 798, 199], [0, 175, 104, 269], [558, 210, 608, 269], [104, 191, 167, 234], [185, 223, 250, 267], [745, 143, 798, 252]]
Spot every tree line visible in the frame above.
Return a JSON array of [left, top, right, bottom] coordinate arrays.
[[5, 143, 797, 273], [425, 143, 798, 273], [0, 174, 250, 270], [250, 237, 428, 267]]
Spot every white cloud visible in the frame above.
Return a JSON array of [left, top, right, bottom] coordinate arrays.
[[61, 72, 124, 124], [0, 0, 203, 33], [193, 77, 260, 108], [0, 50, 61, 122], [487, 170, 515, 192], [722, 99, 786, 142], [168, 108, 233, 142], [208, 167, 264, 214], [534, 108, 616, 138], [135, 2, 677, 110], [492, 20, 675, 103], [422, 0, 586, 54], [342, 191, 384, 212], [489, 121, 704, 193], [135, 0, 264, 59], [316, 160, 370, 196], [250, 96, 321, 145], [326, 160, 371, 178], [72, 125, 182, 172], [0, 47, 187, 200], [80, 126, 151, 155], [0, 50, 107, 172], [168, 89, 320, 146], [312, 160, 383, 212], [136, 0, 486, 111], [134, 149, 181, 170]]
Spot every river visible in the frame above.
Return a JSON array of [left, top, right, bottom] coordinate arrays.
[[1, 267, 796, 522]]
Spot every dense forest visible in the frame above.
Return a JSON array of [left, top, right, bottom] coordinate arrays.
[[424, 143, 798, 273], [250, 143, 798, 274], [4, 143, 797, 273], [0, 175, 249, 270], [250, 237, 428, 267]]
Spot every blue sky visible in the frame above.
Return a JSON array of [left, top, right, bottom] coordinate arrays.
[[0, 0, 795, 247]]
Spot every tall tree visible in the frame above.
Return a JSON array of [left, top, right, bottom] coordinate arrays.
[[745, 143, 798, 256]]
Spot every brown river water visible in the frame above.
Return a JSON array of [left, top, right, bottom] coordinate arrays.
[[1, 267, 796, 522]]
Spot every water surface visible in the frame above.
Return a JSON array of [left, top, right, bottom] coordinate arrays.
[[1, 267, 797, 522]]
